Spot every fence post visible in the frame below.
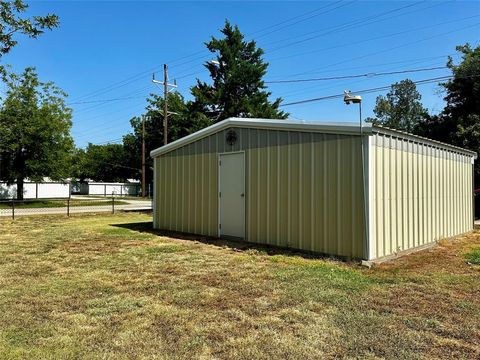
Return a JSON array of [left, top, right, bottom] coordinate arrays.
[[112, 193, 115, 214], [67, 198, 70, 217], [11, 199, 14, 220]]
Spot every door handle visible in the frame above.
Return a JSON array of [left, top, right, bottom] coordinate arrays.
[[241, 193, 245, 197]]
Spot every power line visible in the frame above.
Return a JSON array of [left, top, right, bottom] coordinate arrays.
[[73, 55, 456, 139], [68, 1, 441, 115], [71, 85, 153, 115], [280, 74, 480, 107], [72, 51, 460, 139], [141, 1, 453, 93], [88, 138, 124, 145], [67, 95, 147, 105], [276, 21, 480, 80], [73, 100, 145, 129], [69, 50, 206, 103], [150, 1, 431, 86], [69, 2, 358, 104], [253, 1, 355, 40], [266, 14, 479, 63], [70, 5, 475, 143], [248, 1, 345, 38], [265, 1, 428, 53], [104, 162, 141, 171], [72, 58, 451, 141], [275, 54, 463, 99], [266, 66, 448, 84]]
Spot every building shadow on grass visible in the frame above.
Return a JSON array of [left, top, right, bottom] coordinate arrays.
[[112, 221, 348, 261]]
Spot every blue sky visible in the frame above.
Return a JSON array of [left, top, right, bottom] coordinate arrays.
[[5, 0, 480, 147]]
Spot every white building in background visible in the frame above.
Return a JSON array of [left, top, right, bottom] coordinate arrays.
[[0, 178, 71, 200], [71, 179, 142, 196], [86, 181, 141, 196]]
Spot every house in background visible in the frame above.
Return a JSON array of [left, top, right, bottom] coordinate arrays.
[[150, 118, 476, 261]]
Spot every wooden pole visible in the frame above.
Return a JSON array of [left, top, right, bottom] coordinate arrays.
[[142, 115, 146, 197], [163, 64, 168, 145]]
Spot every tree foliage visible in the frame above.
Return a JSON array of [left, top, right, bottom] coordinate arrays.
[[416, 44, 480, 181], [191, 20, 288, 122], [123, 92, 209, 184], [0, 0, 59, 58], [443, 44, 480, 124], [72, 144, 131, 182], [0, 67, 73, 199], [366, 79, 428, 133]]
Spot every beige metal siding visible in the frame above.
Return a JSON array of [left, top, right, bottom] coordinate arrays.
[[369, 133, 474, 259], [154, 127, 366, 258]]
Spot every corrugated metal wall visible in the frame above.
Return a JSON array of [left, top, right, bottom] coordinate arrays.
[[368, 132, 474, 259], [154, 127, 366, 258]]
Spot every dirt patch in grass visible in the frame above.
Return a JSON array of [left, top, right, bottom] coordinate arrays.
[[0, 213, 479, 359]]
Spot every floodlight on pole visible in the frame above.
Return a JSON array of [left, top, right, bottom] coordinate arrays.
[[343, 90, 362, 134], [343, 90, 367, 259]]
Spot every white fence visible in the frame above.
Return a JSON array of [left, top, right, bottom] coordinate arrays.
[[0, 182, 70, 199], [86, 182, 141, 196]]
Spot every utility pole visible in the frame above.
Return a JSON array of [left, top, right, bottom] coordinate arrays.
[[152, 65, 178, 146], [163, 64, 168, 145], [142, 115, 146, 198]]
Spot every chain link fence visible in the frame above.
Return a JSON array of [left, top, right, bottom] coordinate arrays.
[[0, 197, 152, 219]]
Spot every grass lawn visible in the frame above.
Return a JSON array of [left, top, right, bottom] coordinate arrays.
[[0, 213, 479, 359], [0, 199, 129, 209], [465, 247, 480, 265]]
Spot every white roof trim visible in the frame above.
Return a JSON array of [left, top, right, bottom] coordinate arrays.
[[373, 125, 477, 158], [150, 117, 372, 157]]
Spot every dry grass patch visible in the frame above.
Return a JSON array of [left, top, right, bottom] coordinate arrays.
[[0, 213, 479, 359]]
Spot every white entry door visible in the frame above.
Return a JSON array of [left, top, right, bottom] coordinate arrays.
[[219, 152, 245, 239]]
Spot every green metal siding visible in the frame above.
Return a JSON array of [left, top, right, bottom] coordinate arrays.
[[154, 127, 366, 258], [368, 133, 474, 259]]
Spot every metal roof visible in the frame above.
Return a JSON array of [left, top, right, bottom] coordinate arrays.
[[151, 118, 372, 157], [150, 117, 476, 158]]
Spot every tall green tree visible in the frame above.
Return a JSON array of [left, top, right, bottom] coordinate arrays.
[[191, 20, 288, 122], [0, 1, 59, 60], [123, 92, 209, 184], [417, 44, 480, 181], [366, 79, 429, 133], [0, 67, 73, 199], [442, 44, 480, 126]]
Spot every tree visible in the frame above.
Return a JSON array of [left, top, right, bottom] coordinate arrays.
[[366, 79, 429, 133], [442, 44, 480, 125], [0, 0, 59, 59], [191, 20, 288, 122], [123, 92, 209, 184], [0, 67, 73, 200], [416, 44, 480, 181], [72, 144, 131, 182]]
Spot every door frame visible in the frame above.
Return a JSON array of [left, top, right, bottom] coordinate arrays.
[[217, 151, 246, 238]]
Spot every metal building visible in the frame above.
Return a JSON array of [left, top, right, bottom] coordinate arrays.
[[151, 118, 476, 260]]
